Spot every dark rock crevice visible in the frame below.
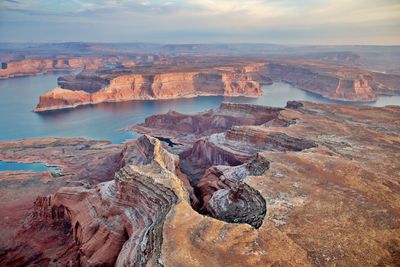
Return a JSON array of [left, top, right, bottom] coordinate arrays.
[[180, 152, 270, 229]]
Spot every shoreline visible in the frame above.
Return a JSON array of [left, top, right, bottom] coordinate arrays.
[[33, 92, 264, 112]]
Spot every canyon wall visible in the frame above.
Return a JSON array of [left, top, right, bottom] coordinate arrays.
[[0, 136, 184, 266], [0, 56, 119, 79], [258, 63, 378, 102], [34, 70, 263, 112], [33, 60, 400, 112]]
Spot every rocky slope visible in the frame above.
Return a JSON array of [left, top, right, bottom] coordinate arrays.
[[34, 69, 262, 112], [0, 56, 119, 79], [1, 102, 400, 266]]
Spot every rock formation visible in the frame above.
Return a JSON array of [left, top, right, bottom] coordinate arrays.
[[256, 62, 377, 102], [34, 70, 263, 112], [0, 136, 185, 266], [1, 102, 400, 266], [0, 56, 119, 79], [33, 59, 400, 112], [264, 61, 400, 101], [196, 155, 270, 228], [132, 102, 282, 151]]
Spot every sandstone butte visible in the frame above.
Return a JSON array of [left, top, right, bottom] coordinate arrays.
[[0, 101, 399, 266], [34, 69, 263, 112], [33, 60, 400, 112], [0, 56, 120, 79]]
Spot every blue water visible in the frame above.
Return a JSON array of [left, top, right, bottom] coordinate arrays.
[[0, 160, 60, 172], [0, 74, 399, 144]]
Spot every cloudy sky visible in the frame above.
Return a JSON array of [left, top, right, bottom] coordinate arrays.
[[0, 0, 399, 44]]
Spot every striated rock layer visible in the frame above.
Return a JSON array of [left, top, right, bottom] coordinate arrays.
[[131, 102, 283, 152], [0, 56, 119, 79], [258, 62, 378, 102], [137, 101, 400, 266], [1, 102, 400, 266], [34, 59, 400, 112], [0, 136, 188, 266], [0, 138, 123, 263], [34, 70, 262, 112]]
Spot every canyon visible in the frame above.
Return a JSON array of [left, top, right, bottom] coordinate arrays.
[[1, 101, 399, 266], [33, 59, 400, 112]]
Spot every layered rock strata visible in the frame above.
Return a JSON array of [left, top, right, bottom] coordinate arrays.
[[34, 70, 262, 112], [34, 60, 400, 112], [256, 63, 374, 102], [0, 136, 184, 266], [0, 138, 123, 263], [197, 155, 270, 228], [132, 102, 282, 152], [258, 61, 400, 101], [0, 56, 119, 79], [136, 101, 400, 266]]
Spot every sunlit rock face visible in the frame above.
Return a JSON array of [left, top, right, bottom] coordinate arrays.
[[34, 69, 263, 112], [31, 56, 400, 112]]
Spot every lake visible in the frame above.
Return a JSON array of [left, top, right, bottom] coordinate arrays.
[[0, 160, 60, 172], [0, 73, 399, 144]]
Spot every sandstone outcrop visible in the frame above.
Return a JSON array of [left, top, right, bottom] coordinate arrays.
[[177, 122, 317, 190], [132, 102, 282, 151], [197, 155, 269, 228], [0, 56, 119, 79], [0, 136, 184, 266], [140, 101, 400, 266], [34, 70, 263, 112], [256, 61, 400, 101], [257, 62, 378, 101], [0, 138, 123, 263]]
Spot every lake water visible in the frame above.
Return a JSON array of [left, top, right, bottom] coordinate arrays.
[[0, 73, 399, 144], [0, 160, 60, 172]]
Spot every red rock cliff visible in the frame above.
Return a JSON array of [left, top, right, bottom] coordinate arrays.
[[34, 70, 263, 112], [0, 56, 118, 79]]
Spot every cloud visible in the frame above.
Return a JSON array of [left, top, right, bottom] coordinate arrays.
[[0, 0, 399, 44]]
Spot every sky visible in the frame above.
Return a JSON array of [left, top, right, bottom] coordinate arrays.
[[0, 0, 399, 45]]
